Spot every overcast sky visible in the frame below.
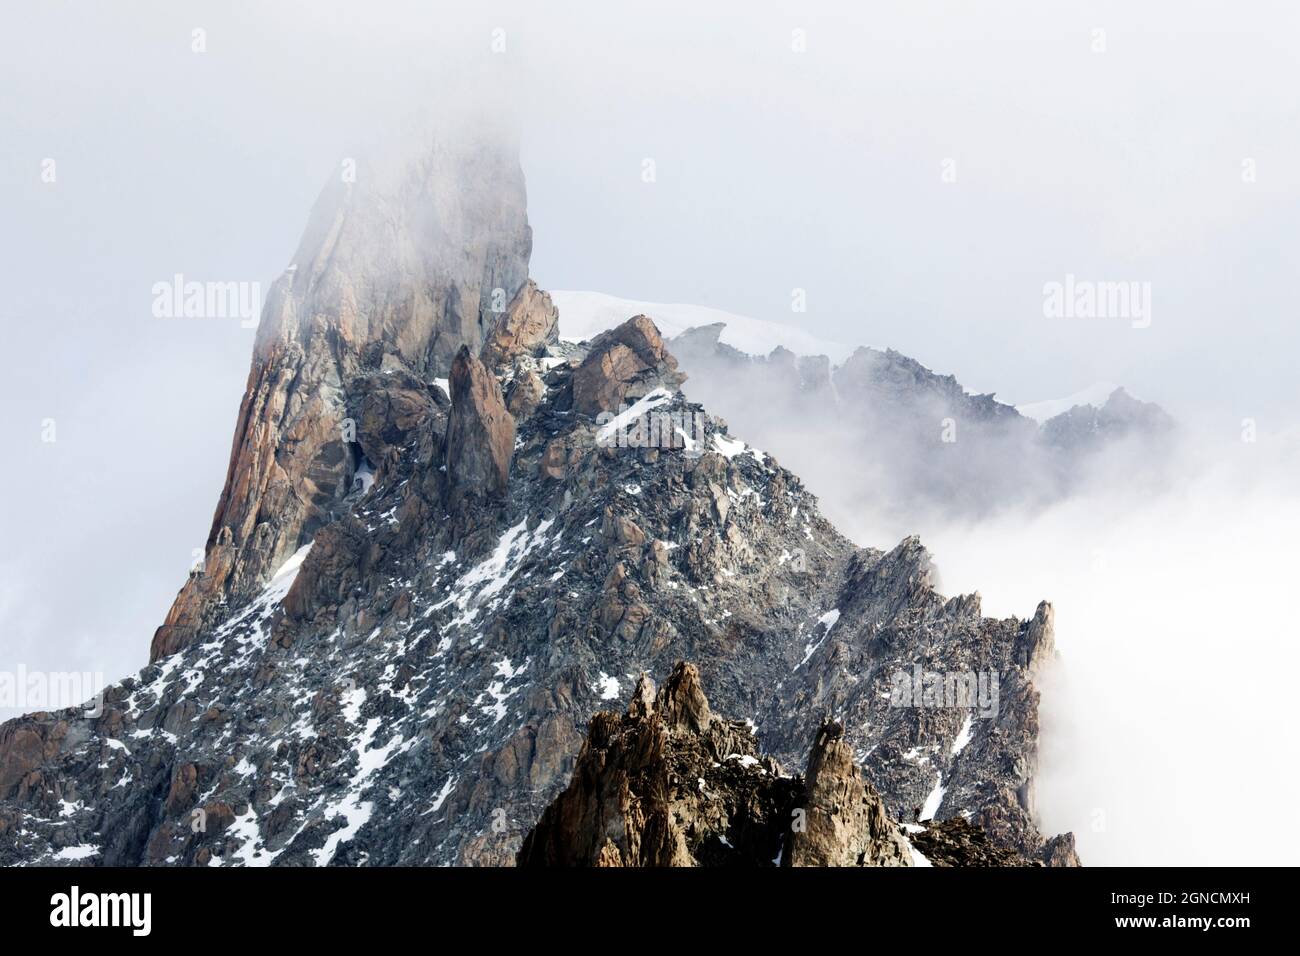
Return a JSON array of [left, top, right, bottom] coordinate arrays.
[[3, 4, 1299, 859]]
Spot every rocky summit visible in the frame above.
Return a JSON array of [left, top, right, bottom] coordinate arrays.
[[0, 138, 1076, 868]]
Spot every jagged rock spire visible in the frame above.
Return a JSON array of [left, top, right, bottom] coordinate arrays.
[[480, 279, 559, 369], [787, 719, 911, 867], [2, 303, 1076, 865], [656, 661, 713, 734], [445, 346, 515, 500], [151, 133, 532, 661], [518, 662, 923, 867]]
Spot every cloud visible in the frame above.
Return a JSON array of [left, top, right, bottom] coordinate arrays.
[[911, 430, 1300, 864]]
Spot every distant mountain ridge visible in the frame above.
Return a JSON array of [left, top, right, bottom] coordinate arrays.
[[554, 289, 1166, 441], [551, 291, 1173, 525]]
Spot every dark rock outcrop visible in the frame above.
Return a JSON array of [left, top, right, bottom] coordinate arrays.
[[518, 664, 798, 867], [445, 346, 515, 500], [521, 663, 1036, 867], [787, 720, 910, 867], [908, 817, 1036, 867]]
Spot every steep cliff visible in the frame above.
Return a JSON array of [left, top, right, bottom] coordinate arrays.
[[152, 133, 533, 661]]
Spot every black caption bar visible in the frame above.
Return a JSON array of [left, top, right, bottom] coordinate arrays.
[[0, 865, 1278, 943]]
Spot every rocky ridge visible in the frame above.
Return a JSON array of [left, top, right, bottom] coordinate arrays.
[[665, 320, 1175, 523]]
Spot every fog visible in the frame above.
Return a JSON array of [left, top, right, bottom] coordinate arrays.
[[3, 2, 1298, 862], [801, 423, 1298, 865], [671, 338, 1300, 863], [924, 435, 1300, 865]]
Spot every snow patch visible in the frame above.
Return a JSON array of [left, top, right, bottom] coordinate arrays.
[[950, 714, 974, 756], [712, 433, 764, 461], [262, 541, 314, 605], [52, 844, 100, 862], [595, 387, 674, 444], [594, 673, 621, 701], [796, 610, 842, 669], [920, 776, 946, 821], [1016, 381, 1119, 423]]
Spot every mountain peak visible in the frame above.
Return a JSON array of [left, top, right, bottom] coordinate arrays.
[[3, 301, 1074, 866], [151, 137, 532, 662], [5, 146, 1072, 870]]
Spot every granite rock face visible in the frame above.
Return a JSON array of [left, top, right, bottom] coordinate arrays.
[[787, 719, 911, 867], [0, 142, 1077, 869], [908, 816, 1041, 867], [519, 664, 799, 867], [480, 279, 559, 370], [151, 133, 533, 662], [571, 315, 685, 417]]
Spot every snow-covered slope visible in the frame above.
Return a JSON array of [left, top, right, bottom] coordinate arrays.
[[1015, 382, 1120, 423], [550, 290, 855, 363]]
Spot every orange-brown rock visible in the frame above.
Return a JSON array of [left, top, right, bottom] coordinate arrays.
[[150, 135, 532, 661], [445, 346, 515, 500], [786, 720, 910, 867], [518, 664, 798, 867], [480, 279, 559, 367], [515, 663, 990, 869], [163, 762, 199, 816], [0, 720, 67, 799], [570, 315, 685, 416], [506, 370, 546, 419]]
